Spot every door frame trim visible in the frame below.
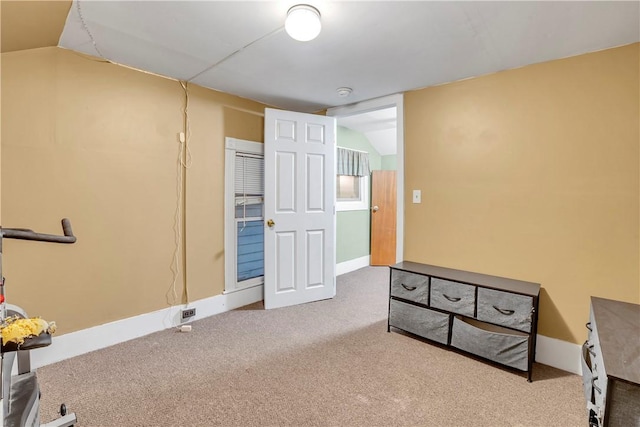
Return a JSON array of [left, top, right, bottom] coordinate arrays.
[[327, 93, 405, 264]]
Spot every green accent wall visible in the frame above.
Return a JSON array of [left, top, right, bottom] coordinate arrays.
[[381, 155, 397, 170], [336, 210, 370, 263], [336, 126, 381, 264]]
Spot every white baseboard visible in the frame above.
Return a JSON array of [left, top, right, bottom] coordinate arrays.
[[336, 255, 370, 276], [535, 334, 581, 375], [31, 285, 263, 369]]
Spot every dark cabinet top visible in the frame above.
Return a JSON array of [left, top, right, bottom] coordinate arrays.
[[591, 296, 640, 385], [391, 261, 540, 297]]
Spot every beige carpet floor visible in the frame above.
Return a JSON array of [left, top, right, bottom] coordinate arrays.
[[37, 266, 586, 426]]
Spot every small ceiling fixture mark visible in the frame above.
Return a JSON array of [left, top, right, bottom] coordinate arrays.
[[336, 87, 353, 97]]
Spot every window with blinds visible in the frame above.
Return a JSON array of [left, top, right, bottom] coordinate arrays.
[[234, 153, 264, 283]]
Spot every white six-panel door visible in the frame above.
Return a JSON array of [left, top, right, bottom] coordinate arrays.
[[264, 108, 336, 310]]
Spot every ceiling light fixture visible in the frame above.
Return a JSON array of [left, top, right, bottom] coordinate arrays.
[[285, 4, 322, 42], [336, 87, 353, 97]]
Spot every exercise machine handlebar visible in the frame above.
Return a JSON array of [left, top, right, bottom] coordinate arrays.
[[0, 217, 78, 426], [1, 218, 76, 244]]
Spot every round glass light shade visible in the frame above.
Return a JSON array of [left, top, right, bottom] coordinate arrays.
[[285, 5, 321, 42]]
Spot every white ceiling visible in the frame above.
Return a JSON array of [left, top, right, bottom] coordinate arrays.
[[59, 1, 639, 113]]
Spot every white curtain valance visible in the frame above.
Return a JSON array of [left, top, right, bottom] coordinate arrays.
[[337, 147, 370, 177]]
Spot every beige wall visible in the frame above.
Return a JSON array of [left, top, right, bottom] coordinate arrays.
[[404, 43, 640, 344], [1, 47, 265, 334], [1, 1, 71, 53], [3, 42, 638, 345]]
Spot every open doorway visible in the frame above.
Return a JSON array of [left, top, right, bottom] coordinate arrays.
[[327, 94, 404, 272]]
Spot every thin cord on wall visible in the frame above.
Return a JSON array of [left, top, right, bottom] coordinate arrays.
[[179, 81, 193, 169], [180, 81, 190, 305], [166, 146, 182, 305], [167, 81, 192, 306], [75, 0, 193, 310]]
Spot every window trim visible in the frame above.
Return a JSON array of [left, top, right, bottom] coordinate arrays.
[[336, 174, 369, 212], [224, 137, 264, 294]]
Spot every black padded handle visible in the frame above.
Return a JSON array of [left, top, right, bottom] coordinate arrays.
[[401, 283, 417, 291], [1, 333, 52, 353], [443, 294, 461, 302], [61, 218, 75, 240], [2, 218, 76, 244], [493, 306, 515, 316]]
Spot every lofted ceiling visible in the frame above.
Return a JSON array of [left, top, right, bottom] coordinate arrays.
[[56, 1, 639, 113], [338, 107, 397, 156], [1, 1, 639, 115]]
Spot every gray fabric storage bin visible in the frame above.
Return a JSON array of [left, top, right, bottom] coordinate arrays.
[[389, 299, 450, 345], [430, 278, 475, 317], [450, 316, 529, 371], [390, 270, 429, 305], [476, 288, 533, 333]]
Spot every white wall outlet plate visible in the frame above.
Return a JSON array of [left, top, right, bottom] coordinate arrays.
[[413, 190, 421, 204]]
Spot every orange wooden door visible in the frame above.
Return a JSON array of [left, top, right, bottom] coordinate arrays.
[[370, 170, 397, 266]]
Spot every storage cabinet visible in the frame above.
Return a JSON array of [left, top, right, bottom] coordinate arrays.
[[387, 261, 540, 381], [582, 297, 640, 427]]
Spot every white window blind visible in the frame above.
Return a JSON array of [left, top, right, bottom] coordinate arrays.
[[235, 153, 264, 202], [233, 152, 264, 284]]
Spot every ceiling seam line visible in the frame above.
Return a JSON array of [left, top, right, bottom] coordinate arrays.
[[186, 26, 285, 83], [76, 0, 107, 60]]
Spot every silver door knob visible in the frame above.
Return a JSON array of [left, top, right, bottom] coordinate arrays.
[[371, 206, 379, 212]]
